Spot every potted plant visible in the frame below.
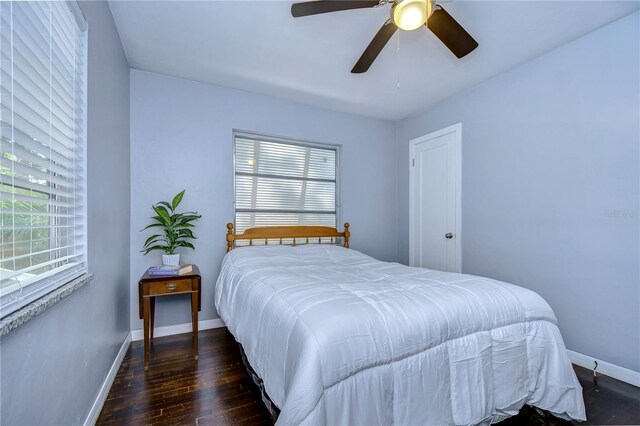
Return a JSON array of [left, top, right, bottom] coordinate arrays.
[[141, 190, 202, 266]]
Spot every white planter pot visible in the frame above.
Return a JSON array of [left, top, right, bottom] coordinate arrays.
[[162, 254, 180, 266]]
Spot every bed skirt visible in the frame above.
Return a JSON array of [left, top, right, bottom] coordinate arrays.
[[238, 341, 280, 423]]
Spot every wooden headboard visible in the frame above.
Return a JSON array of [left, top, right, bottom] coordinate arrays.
[[226, 223, 350, 252]]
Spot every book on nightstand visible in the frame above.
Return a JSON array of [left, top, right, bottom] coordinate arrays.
[[147, 264, 193, 276]]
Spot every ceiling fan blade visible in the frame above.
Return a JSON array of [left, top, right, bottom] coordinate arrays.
[[427, 6, 478, 59], [351, 20, 398, 74], [291, 1, 379, 18]]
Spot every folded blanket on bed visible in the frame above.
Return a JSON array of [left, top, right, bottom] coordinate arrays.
[[215, 244, 586, 425]]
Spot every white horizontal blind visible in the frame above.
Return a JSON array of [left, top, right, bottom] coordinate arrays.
[[234, 135, 337, 240], [0, 1, 87, 316]]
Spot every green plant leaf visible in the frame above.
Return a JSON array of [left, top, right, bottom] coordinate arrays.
[[143, 240, 161, 249], [141, 245, 169, 254], [153, 205, 172, 225], [143, 234, 162, 247], [172, 190, 185, 211], [174, 223, 195, 228], [144, 234, 160, 246], [176, 214, 201, 223], [177, 228, 194, 238], [176, 241, 195, 250], [156, 201, 174, 212], [141, 223, 164, 231]]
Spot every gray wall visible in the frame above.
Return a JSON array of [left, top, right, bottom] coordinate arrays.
[[0, 2, 131, 424], [395, 12, 640, 372], [129, 70, 396, 330]]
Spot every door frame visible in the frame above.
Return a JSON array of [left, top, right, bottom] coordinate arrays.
[[409, 122, 462, 272]]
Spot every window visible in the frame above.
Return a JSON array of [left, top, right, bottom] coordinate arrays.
[[0, 1, 87, 316], [234, 132, 338, 238]]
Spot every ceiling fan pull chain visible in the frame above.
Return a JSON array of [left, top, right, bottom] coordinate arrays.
[[396, 30, 401, 89]]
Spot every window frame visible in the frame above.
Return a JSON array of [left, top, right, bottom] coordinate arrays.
[[0, 0, 89, 318], [232, 130, 341, 234]]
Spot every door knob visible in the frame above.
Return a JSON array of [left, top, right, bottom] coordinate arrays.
[[445, 233, 454, 239]]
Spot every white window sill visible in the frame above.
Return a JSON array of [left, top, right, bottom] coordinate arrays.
[[0, 273, 94, 338]]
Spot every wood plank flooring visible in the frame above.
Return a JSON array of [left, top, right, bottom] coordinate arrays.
[[97, 328, 640, 425], [98, 328, 271, 425]]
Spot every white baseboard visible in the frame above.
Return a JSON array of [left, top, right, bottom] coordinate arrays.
[[84, 332, 131, 426], [131, 318, 225, 342], [567, 349, 640, 387]]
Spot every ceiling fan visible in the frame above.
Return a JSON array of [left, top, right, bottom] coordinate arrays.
[[291, 0, 478, 73]]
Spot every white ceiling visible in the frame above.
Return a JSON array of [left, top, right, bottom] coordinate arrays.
[[108, 0, 640, 120]]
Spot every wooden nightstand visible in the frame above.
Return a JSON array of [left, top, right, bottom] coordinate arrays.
[[138, 265, 201, 371]]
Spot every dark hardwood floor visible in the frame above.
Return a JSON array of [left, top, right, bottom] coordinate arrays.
[[97, 328, 640, 425]]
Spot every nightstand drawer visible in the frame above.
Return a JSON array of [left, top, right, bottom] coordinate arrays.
[[149, 278, 194, 295]]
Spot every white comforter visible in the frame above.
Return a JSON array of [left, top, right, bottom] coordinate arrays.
[[215, 245, 586, 425]]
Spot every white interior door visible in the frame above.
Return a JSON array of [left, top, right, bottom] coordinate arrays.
[[410, 123, 461, 272]]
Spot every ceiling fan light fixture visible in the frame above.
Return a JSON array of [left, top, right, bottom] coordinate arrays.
[[392, 0, 434, 31]]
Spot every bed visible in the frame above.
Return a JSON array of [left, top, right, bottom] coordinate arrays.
[[215, 223, 586, 425]]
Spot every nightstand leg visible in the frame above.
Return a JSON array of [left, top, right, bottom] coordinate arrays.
[[143, 296, 150, 371], [191, 291, 199, 360], [150, 297, 155, 343]]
